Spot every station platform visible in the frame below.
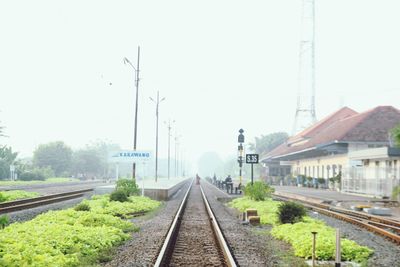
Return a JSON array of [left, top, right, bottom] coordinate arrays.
[[273, 185, 373, 203], [95, 177, 190, 201]]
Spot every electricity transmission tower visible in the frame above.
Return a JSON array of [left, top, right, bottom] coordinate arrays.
[[293, 0, 317, 134]]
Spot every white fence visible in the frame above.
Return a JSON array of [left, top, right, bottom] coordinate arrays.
[[342, 166, 400, 197]]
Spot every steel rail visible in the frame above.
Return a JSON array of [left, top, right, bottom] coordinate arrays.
[[154, 180, 237, 266], [200, 185, 237, 267], [154, 178, 194, 267], [0, 189, 93, 214], [273, 193, 400, 244]]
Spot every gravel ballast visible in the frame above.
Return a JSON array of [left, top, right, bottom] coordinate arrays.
[[202, 182, 307, 267], [103, 181, 191, 267], [104, 180, 307, 266]]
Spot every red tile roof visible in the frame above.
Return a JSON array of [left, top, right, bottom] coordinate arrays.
[[265, 106, 400, 160]]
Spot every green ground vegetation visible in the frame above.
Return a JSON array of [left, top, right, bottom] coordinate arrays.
[[0, 177, 79, 186], [0, 190, 39, 203], [0, 194, 160, 266], [229, 197, 373, 263]]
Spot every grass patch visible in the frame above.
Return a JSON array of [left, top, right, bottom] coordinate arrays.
[[229, 197, 373, 263], [0, 177, 79, 186], [0, 190, 40, 203], [0, 194, 160, 266], [229, 197, 281, 225]]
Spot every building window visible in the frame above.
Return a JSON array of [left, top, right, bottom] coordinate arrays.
[[322, 165, 324, 178], [312, 166, 315, 177], [317, 166, 320, 177]]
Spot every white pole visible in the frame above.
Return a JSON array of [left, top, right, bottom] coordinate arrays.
[[142, 162, 145, 197], [115, 163, 119, 181], [335, 228, 341, 267]]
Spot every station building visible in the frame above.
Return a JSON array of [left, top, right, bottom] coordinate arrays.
[[261, 106, 400, 198]]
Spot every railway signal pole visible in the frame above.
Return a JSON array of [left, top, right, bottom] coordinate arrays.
[[237, 129, 245, 188]]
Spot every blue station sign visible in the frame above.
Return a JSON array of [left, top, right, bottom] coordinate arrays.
[[109, 150, 152, 163]]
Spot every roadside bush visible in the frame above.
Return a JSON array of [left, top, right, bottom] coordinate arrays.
[[277, 201, 307, 224], [110, 190, 128, 202], [0, 215, 9, 229], [243, 181, 274, 201], [19, 168, 49, 181], [0, 193, 6, 202], [392, 185, 400, 200], [74, 202, 91, 211], [116, 179, 140, 196]]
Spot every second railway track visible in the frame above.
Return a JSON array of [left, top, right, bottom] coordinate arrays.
[[155, 179, 237, 267], [273, 193, 400, 244], [0, 189, 93, 214]]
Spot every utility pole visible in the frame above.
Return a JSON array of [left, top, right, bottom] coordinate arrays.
[[164, 119, 175, 180], [150, 91, 165, 183], [123, 46, 140, 180], [174, 133, 181, 178]]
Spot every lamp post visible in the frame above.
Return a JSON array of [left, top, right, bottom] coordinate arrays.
[[174, 133, 182, 178], [150, 91, 165, 183], [238, 129, 245, 187], [123, 46, 140, 180], [164, 119, 175, 180]]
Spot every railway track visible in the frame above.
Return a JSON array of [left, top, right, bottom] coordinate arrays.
[[154, 179, 237, 267], [273, 193, 400, 244], [0, 189, 93, 214]]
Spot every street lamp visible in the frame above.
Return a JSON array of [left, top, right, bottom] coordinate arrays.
[[238, 129, 245, 188], [123, 46, 140, 180], [174, 133, 182, 178], [150, 91, 165, 183], [164, 119, 175, 180]]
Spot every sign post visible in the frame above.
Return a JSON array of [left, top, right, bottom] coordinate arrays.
[[9, 165, 15, 181], [246, 154, 259, 185], [109, 150, 152, 186]]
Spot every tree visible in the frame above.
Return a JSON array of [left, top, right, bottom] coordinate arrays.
[[0, 120, 5, 138], [33, 141, 72, 176], [391, 124, 400, 148], [248, 132, 289, 155], [72, 149, 103, 178], [0, 146, 18, 179]]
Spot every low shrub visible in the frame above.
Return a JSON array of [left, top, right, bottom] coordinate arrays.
[[277, 201, 307, 224], [271, 217, 373, 262], [0, 215, 9, 229], [110, 190, 128, 202], [243, 181, 274, 201], [74, 202, 91, 211], [19, 171, 45, 181], [0, 193, 161, 266], [116, 179, 140, 196], [392, 185, 400, 200], [0, 192, 6, 202], [230, 197, 373, 262], [18, 167, 54, 181]]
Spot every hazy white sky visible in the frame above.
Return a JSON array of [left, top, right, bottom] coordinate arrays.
[[1, 0, 400, 167]]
